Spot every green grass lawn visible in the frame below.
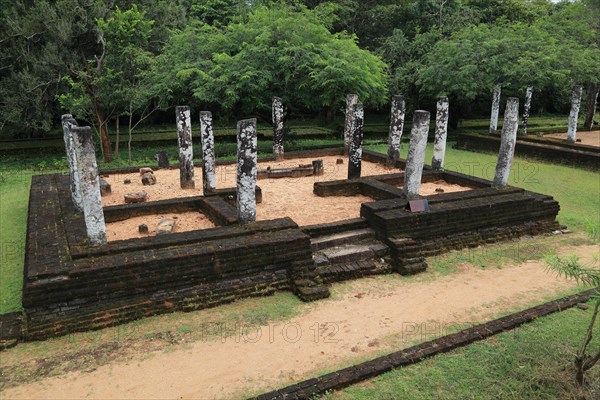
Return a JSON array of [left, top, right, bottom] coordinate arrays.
[[323, 301, 600, 400]]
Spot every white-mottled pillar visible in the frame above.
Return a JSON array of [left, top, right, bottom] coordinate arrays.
[[489, 85, 501, 135], [431, 96, 449, 170], [61, 114, 83, 211], [237, 118, 257, 224], [272, 96, 284, 160], [403, 111, 430, 199], [347, 104, 364, 179], [176, 106, 195, 189], [72, 126, 107, 245], [567, 84, 583, 144], [200, 111, 216, 195], [519, 85, 533, 137], [386, 95, 405, 168], [493, 97, 519, 188], [343, 94, 358, 155]]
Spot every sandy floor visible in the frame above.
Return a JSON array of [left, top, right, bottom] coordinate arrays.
[[542, 130, 600, 147], [403, 180, 473, 196], [4, 243, 597, 400], [105, 212, 215, 242], [102, 156, 473, 227]]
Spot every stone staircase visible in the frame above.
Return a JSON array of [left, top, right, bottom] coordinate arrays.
[[310, 228, 391, 283]]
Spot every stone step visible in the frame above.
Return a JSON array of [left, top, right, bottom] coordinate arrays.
[[314, 241, 389, 265], [310, 228, 376, 252]]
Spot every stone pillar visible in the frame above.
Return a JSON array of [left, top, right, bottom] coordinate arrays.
[[199, 111, 217, 195], [272, 96, 285, 160], [386, 95, 406, 168], [312, 159, 324, 176], [489, 85, 501, 135], [72, 126, 107, 245], [403, 110, 430, 199], [156, 151, 169, 169], [493, 97, 519, 188], [61, 114, 83, 211], [176, 106, 194, 189], [567, 85, 583, 144], [519, 85, 533, 137], [431, 96, 449, 170], [343, 94, 358, 155], [347, 104, 364, 179], [237, 118, 258, 224]]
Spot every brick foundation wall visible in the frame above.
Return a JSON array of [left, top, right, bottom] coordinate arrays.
[[21, 174, 321, 340], [455, 133, 599, 171]]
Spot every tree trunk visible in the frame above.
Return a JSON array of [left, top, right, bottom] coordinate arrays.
[[97, 109, 112, 163], [128, 102, 133, 165], [115, 117, 120, 159], [583, 83, 599, 131]]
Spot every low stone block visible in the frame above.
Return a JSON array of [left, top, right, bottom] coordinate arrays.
[[124, 191, 147, 203], [99, 178, 111, 196], [156, 218, 176, 235], [141, 172, 157, 185], [156, 151, 170, 169]]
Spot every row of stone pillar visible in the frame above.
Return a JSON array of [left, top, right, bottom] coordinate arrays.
[[489, 84, 583, 144], [343, 94, 450, 179], [172, 106, 260, 225], [343, 92, 518, 199]]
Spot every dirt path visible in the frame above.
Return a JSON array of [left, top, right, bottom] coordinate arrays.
[[2, 245, 598, 400]]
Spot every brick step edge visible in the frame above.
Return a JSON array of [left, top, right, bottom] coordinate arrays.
[[248, 288, 597, 400]]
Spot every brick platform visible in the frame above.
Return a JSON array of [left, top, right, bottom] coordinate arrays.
[[1, 148, 562, 343]]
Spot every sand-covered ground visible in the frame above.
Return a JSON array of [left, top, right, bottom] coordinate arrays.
[[542, 130, 600, 147], [102, 156, 475, 230], [105, 211, 215, 242]]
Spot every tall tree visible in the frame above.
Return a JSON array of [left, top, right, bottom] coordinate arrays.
[[154, 5, 388, 119]]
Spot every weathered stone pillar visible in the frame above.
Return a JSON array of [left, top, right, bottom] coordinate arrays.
[[489, 85, 501, 135], [431, 96, 449, 170], [237, 118, 258, 224], [567, 85, 583, 144], [312, 159, 324, 176], [72, 126, 107, 245], [343, 94, 358, 155], [493, 97, 519, 188], [176, 106, 195, 189], [199, 111, 217, 194], [519, 85, 533, 137], [403, 110, 430, 199], [61, 114, 83, 211], [386, 95, 406, 168], [272, 97, 284, 160], [347, 104, 364, 179]]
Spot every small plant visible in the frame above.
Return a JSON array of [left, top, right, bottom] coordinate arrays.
[[545, 254, 600, 386]]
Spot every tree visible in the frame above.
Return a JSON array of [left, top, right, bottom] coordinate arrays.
[[0, 0, 109, 139], [546, 254, 600, 386], [155, 5, 388, 120], [415, 3, 600, 120], [97, 5, 163, 162]]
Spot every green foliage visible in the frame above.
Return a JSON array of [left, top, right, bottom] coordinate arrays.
[[417, 3, 600, 114], [155, 5, 388, 117]]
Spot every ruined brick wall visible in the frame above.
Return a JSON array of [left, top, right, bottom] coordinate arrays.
[[455, 133, 599, 171], [21, 174, 316, 340]]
